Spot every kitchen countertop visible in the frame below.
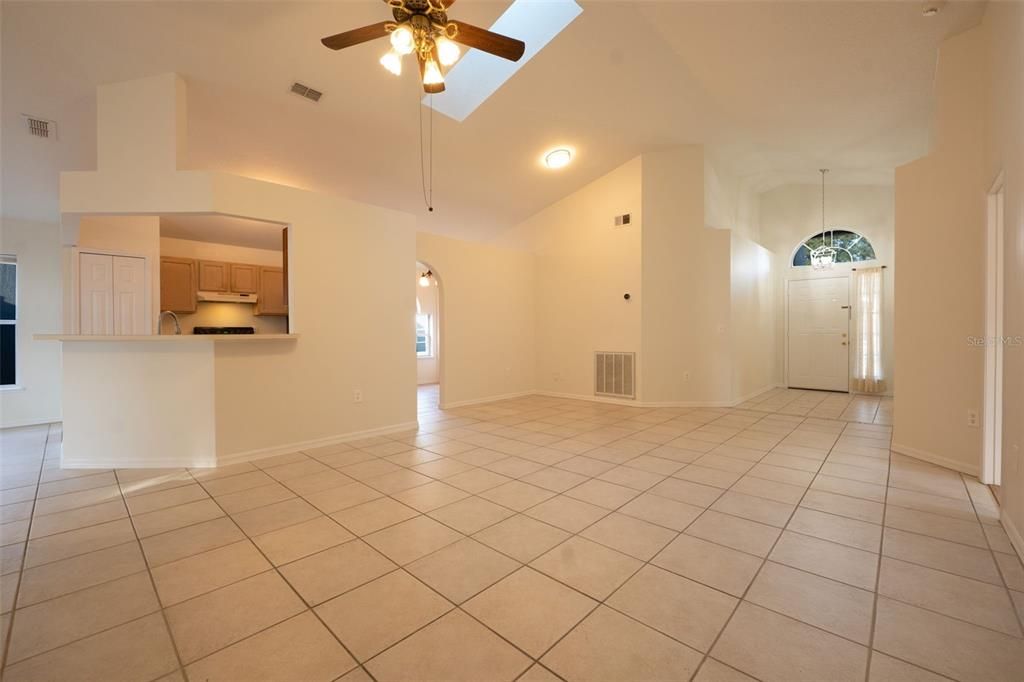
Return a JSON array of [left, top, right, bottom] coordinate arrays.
[[35, 334, 299, 342]]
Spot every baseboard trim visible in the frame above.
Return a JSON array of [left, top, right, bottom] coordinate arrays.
[[216, 420, 421, 468], [1000, 511, 1024, 562], [890, 441, 980, 476], [1, 417, 62, 430], [535, 384, 779, 409], [440, 391, 534, 409]]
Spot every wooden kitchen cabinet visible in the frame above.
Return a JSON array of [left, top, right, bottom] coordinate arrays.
[[160, 257, 197, 313], [229, 263, 258, 294], [197, 260, 230, 292], [255, 266, 288, 316]]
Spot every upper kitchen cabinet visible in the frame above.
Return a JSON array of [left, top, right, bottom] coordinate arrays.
[[197, 260, 230, 292], [160, 257, 197, 313], [229, 264, 258, 294], [255, 266, 287, 316]]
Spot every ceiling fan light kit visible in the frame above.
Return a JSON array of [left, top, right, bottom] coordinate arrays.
[[321, 0, 526, 94]]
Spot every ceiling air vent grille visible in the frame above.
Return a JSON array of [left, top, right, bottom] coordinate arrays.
[[595, 351, 636, 400], [22, 115, 56, 140], [290, 82, 323, 102]]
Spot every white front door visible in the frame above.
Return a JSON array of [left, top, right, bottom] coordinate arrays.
[[788, 277, 850, 392]]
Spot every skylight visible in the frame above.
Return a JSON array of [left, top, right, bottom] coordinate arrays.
[[424, 0, 583, 122]]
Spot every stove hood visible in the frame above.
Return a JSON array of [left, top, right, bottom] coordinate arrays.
[[197, 291, 258, 304]]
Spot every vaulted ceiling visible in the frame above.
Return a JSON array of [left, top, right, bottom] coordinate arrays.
[[1, 1, 986, 240]]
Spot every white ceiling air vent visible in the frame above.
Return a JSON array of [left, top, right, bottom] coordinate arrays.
[[614, 213, 632, 227], [595, 351, 636, 400], [290, 82, 322, 102], [22, 115, 57, 140]]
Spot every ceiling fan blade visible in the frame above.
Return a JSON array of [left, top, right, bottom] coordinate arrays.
[[321, 22, 390, 50], [449, 20, 525, 62]]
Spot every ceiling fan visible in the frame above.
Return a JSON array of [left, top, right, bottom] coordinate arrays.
[[321, 0, 526, 94]]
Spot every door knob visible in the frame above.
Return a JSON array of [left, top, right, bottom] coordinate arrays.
[[841, 341, 848, 346]]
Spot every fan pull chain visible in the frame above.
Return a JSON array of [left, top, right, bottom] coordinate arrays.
[[419, 94, 434, 212]]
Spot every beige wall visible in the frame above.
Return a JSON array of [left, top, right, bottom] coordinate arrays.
[[760, 183, 896, 391], [893, 26, 989, 475], [416, 231, 535, 407], [159, 236, 287, 335], [499, 157, 642, 399], [0, 219, 63, 428], [641, 147, 733, 405], [981, 2, 1024, 553]]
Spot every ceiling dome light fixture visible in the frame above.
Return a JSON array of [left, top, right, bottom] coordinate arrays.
[[544, 148, 573, 169]]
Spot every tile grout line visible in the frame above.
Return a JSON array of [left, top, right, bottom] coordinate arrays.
[[862, 421, 894, 682]]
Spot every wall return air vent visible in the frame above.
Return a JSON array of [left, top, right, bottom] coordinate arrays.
[[595, 351, 636, 400], [22, 115, 56, 140]]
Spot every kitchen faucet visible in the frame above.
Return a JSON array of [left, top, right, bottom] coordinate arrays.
[[158, 310, 182, 335]]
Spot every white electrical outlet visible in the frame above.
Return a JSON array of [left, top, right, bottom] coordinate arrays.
[[353, 389, 363, 403], [966, 409, 979, 428]]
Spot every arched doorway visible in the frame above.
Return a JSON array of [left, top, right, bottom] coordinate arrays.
[[415, 261, 442, 411]]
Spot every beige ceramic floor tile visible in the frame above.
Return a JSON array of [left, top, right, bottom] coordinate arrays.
[[878, 557, 1022, 636], [769, 530, 878, 590], [481, 480, 557, 511], [252, 515, 354, 565], [279, 539, 396, 606], [868, 652, 948, 682], [580, 512, 677, 560], [693, 658, 759, 682], [712, 602, 868, 682], [442, 468, 512, 494], [185, 611, 356, 682], [29, 499, 128, 539], [365, 609, 531, 682], [883, 526, 1002, 585], [542, 605, 704, 682], [427, 496, 515, 534], [746, 561, 875, 644], [530, 536, 642, 600], [1, 612, 179, 682], [525, 495, 609, 533], [608, 564, 737, 652], [653, 533, 762, 597], [230, 498, 321, 537], [406, 537, 519, 603], [16, 541, 145, 606], [618, 493, 704, 531], [787, 507, 881, 552], [363, 516, 463, 565], [302, 482, 383, 514], [213, 483, 296, 515], [330, 497, 420, 536], [7, 572, 160, 664], [152, 539, 271, 605], [164, 570, 306, 663], [463, 567, 596, 657], [132, 499, 226, 538], [125, 483, 209, 516], [473, 514, 570, 562], [316, 569, 452, 661], [564, 479, 641, 509], [686, 510, 781, 557], [23, 518, 136, 568], [140, 516, 245, 567], [873, 596, 1024, 682], [884, 505, 986, 548], [711, 491, 795, 528], [391, 481, 470, 512], [521, 467, 590, 493]]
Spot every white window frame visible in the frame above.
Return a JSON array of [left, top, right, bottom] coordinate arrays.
[[416, 313, 433, 358], [0, 255, 18, 389]]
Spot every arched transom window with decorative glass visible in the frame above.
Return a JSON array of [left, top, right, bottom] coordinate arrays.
[[792, 229, 876, 267]]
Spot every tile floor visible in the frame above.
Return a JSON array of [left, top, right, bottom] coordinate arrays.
[[1, 387, 1023, 681]]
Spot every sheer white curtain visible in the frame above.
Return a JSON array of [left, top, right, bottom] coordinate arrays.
[[852, 267, 886, 394]]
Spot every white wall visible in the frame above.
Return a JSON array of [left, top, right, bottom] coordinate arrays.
[[760, 184, 896, 391], [159, 236, 286, 334], [641, 146, 734, 405], [415, 264, 439, 385], [499, 157, 643, 399], [0, 219, 62, 428], [730, 232, 776, 401], [60, 74, 418, 459], [416, 231, 535, 408], [981, 2, 1024, 552], [893, 26, 989, 475]]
